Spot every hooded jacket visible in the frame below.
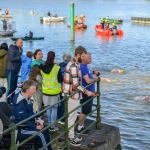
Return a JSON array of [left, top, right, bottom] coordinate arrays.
[[11, 91, 36, 129], [21, 55, 32, 82], [0, 49, 8, 78], [41, 63, 63, 95], [6, 44, 22, 73]]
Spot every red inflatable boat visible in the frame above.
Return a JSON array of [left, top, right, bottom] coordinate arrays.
[[95, 24, 124, 36], [67, 23, 87, 29]]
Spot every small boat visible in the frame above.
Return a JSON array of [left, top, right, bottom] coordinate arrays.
[[0, 30, 16, 37], [95, 25, 124, 36], [100, 18, 123, 24], [67, 23, 87, 29], [11, 37, 44, 41], [40, 16, 66, 23], [0, 14, 13, 18]]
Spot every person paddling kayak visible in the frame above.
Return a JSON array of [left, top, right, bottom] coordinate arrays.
[[25, 31, 33, 38]]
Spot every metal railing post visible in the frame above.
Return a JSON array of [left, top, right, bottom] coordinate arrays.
[[64, 93, 70, 150], [10, 117, 17, 150], [96, 78, 101, 129]]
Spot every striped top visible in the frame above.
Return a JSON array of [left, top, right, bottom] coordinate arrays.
[[62, 58, 85, 99]]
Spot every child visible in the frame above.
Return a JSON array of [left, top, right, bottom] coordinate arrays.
[[29, 65, 43, 113], [21, 51, 34, 83]]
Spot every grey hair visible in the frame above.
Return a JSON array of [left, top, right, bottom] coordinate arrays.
[[62, 52, 71, 62]]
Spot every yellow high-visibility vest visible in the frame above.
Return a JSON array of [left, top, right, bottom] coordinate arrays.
[[41, 64, 61, 95]]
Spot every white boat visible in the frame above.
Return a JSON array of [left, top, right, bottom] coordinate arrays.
[[0, 21, 16, 37], [40, 16, 66, 23], [0, 30, 16, 37], [0, 14, 13, 18]]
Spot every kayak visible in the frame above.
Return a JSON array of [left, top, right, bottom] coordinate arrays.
[[11, 37, 44, 41], [0, 14, 13, 18], [100, 18, 123, 24], [95, 25, 124, 36], [67, 23, 87, 29]]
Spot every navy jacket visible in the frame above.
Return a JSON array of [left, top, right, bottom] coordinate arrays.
[[11, 91, 36, 129], [6, 44, 22, 73], [59, 61, 68, 77]]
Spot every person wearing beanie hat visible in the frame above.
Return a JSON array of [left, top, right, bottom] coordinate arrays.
[[41, 51, 63, 131], [57, 53, 71, 124]]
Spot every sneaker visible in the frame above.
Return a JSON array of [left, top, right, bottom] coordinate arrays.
[[70, 139, 81, 147], [49, 127, 59, 131], [58, 121, 65, 125], [75, 137, 82, 142], [76, 127, 90, 135]]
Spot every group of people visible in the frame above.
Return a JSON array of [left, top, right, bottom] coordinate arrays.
[[0, 40, 100, 149], [100, 18, 117, 33], [74, 15, 85, 24], [0, 39, 149, 149]]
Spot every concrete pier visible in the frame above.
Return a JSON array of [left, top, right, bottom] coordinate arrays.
[[51, 120, 122, 150]]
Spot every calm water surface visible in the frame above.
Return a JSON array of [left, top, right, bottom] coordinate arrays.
[[0, 0, 150, 149]]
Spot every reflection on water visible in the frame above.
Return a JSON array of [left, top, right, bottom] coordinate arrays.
[[0, 0, 150, 149]]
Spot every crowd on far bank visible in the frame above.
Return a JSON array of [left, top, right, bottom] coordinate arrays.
[[0, 39, 149, 149]]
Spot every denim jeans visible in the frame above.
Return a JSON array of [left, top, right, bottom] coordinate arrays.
[[6, 69, 18, 105], [47, 106, 57, 127], [57, 93, 65, 122]]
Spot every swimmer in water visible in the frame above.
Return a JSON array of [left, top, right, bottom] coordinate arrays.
[[134, 96, 150, 101], [101, 78, 117, 83], [142, 96, 150, 101], [111, 68, 125, 74]]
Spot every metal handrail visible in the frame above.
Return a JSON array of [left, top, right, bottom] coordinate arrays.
[[2, 79, 101, 150]]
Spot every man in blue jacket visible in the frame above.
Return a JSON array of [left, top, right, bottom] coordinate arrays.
[[11, 80, 52, 150], [6, 39, 23, 104]]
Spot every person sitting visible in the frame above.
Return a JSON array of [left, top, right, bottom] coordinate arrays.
[[80, 15, 85, 24], [74, 15, 78, 25], [104, 20, 109, 30], [47, 11, 51, 17], [112, 22, 117, 35], [11, 80, 53, 150], [0, 86, 11, 128], [29, 31, 33, 38], [25, 31, 33, 38], [5, 9, 9, 15], [100, 18, 105, 29], [54, 14, 58, 17], [118, 17, 122, 22]]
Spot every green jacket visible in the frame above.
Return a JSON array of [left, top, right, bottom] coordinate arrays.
[[0, 49, 7, 78]]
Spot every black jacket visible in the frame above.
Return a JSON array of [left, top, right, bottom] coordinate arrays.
[[6, 44, 22, 73]]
